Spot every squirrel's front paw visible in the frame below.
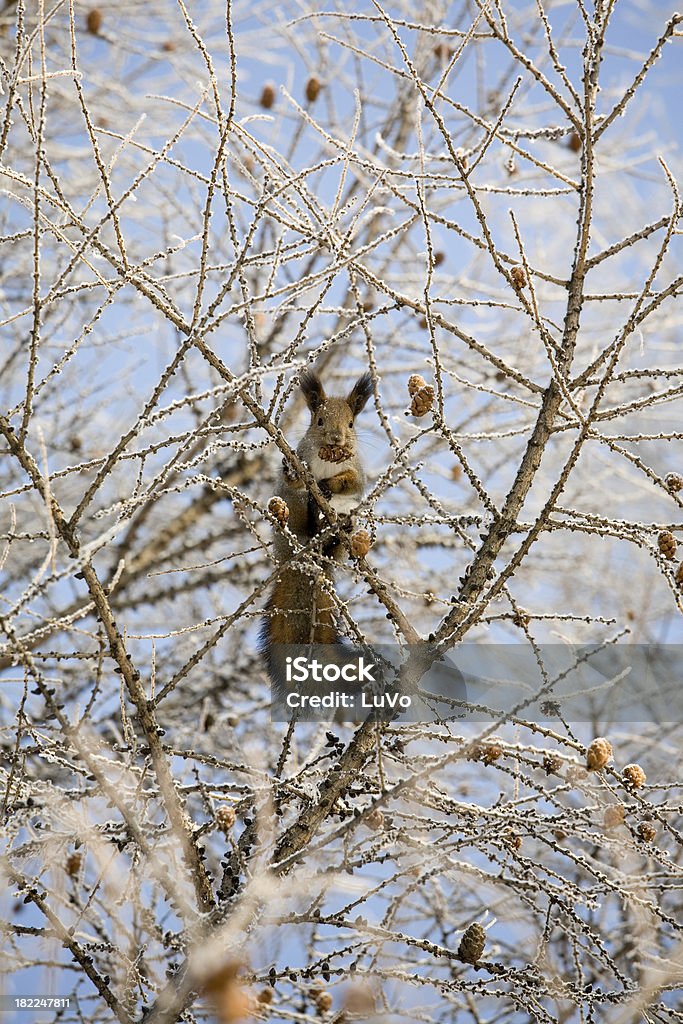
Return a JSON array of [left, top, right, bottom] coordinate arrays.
[[282, 458, 300, 485]]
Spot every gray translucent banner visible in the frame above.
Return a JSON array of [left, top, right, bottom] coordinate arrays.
[[269, 643, 683, 723]]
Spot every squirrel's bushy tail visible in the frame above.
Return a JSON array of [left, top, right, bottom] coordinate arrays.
[[260, 567, 343, 694]]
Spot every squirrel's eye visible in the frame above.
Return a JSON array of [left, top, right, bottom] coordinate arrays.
[[317, 417, 323, 426], [349, 421, 353, 428]]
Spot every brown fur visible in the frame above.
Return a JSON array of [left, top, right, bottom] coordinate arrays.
[[264, 576, 338, 647]]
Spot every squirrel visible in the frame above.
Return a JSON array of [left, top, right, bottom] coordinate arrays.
[[260, 370, 373, 696]]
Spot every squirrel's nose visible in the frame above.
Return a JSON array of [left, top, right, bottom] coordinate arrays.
[[330, 430, 342, 443]]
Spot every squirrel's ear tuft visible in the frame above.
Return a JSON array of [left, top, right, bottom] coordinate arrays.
[[300, 370, 326, 412], [347, 372, 373, 417]]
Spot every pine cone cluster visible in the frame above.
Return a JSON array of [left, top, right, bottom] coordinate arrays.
[[407, 374, 435, 417], [622, 763, 646, 789], [344, 985, 376, 1015], [312, 989, 333, 1015], [350, 529, 371, 558], [503, 831, 522, 851], [305, 76, 322, 102], [260, 83, 276, 109], [543, 753, 562, 775], [365, 808, 385, 830], [510, 265, 527, 290], [204, 961, 252, 1022], [65, 851, 83, 877], [586, 737, 613, 771], [458, 922, 486, 964], [637, 822, 656, 842], [268, 496, 289, 525], [654, 520, 683, 590], [86, 9, 102, 33], [658, 530, 677, 559], [468, 742, 501, 764], [215, 805, 237, 832], [603, 805, 625, 830], [412, 387, 434, 416], [318, 444, 352, 464], [567, 131, 582, 152], [665, 472, 683, 493], [434, 42, 455, 60], [478, 743, 502, 765]]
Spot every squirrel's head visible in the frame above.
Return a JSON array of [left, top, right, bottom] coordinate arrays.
[[300, 370, 373, 450]]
